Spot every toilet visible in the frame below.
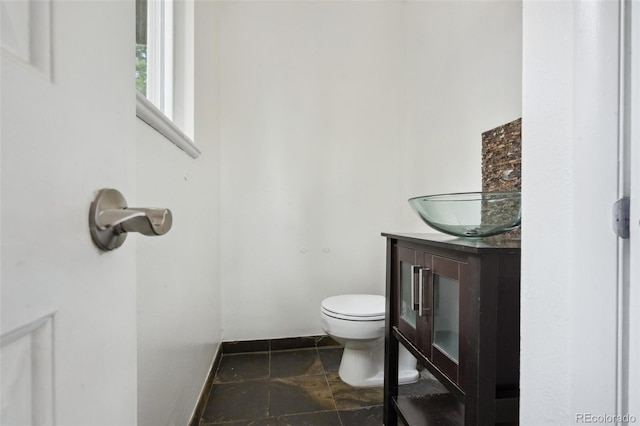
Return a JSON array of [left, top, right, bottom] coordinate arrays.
[[320, 294, 419, 387]]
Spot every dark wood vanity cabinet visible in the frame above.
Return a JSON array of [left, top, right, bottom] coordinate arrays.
[[383, 233, 520, 426]]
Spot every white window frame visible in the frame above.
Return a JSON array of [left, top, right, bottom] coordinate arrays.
[[136, 0, 200, 159]]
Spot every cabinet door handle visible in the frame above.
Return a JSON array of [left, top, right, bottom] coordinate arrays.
[[418, 267, 432, 317], [410, 265, 420, 310]]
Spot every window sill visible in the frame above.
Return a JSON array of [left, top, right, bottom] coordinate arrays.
[[136, 91, 200, 159]]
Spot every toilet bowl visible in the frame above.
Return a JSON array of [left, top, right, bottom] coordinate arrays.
[[320, 294, 419, 387]]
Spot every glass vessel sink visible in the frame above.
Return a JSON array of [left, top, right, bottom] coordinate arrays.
[[408, 191, 521, 238]]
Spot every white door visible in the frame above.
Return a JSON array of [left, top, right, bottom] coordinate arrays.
[[627, 0, 640, 417], [1, 1, 137, 425]]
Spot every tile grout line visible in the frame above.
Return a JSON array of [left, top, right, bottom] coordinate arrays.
[[318, 346, 344, 426], [267, 346, 272, 420]]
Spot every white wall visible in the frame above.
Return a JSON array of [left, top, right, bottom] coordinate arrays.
[[219, 0, 404, 340], [521, 1, 621, 423], [219, 1, 522, 340], [400, 0, 523, 228], [135, 2, 222, 425]]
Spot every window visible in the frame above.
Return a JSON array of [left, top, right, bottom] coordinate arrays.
[[135, 0, 200, 158], [135, 0, 148, 96]]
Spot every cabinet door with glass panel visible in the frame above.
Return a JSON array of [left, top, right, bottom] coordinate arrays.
[[429, 255, 467, 389], [395, 245, 467, 390], [395, 246, 432, 358]]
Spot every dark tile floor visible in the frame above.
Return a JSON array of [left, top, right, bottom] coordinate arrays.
[[199, 340, 447, 426]]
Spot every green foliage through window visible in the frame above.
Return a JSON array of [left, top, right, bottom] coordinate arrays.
[[136, 0, 147, 95], [136, 44, 147, 95]]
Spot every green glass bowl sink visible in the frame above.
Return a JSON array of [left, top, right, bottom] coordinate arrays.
[[408, 191, 521, 238]]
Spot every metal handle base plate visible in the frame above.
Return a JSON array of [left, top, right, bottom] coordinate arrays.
[[89, 188, 128, 251]]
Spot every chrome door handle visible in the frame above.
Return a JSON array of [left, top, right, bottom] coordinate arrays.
[[410, 265, 419, 310], [89, 188, 173, 251], [118, 208, 172, 236], [418, 267, 431, 317]]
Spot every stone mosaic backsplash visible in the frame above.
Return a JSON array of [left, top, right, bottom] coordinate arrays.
[[481, 117, 522, 238], [482, 118, 521, 193]]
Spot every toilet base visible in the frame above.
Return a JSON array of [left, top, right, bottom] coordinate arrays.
[[339, 368, 420, 387], [337, 341, 419, 387]]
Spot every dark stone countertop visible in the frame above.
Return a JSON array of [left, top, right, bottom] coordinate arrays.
[[381, 232, 521, 254]]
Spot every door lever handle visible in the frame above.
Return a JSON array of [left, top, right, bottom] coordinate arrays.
[[89, 188, 173, 251], [118, 208, 172, 236], [97, 209, 146, 229]]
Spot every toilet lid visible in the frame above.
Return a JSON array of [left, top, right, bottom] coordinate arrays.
[[321, 294, 385, 321]]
